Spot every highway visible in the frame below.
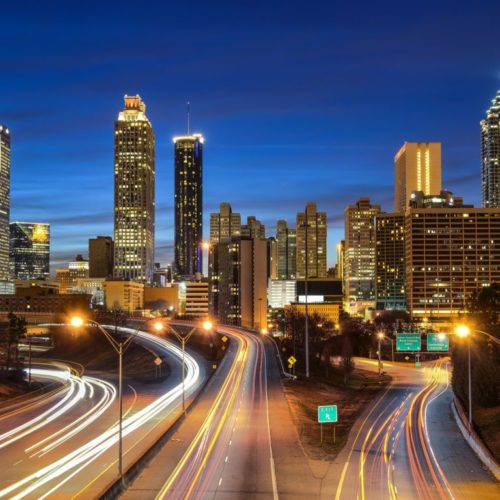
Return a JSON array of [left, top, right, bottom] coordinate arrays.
[[0, 325, 205, 499], [333, 357, 500, 500]]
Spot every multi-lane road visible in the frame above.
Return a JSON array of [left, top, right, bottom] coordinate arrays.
[[0, 326, 205, 499], [1, 322, 498, 499]]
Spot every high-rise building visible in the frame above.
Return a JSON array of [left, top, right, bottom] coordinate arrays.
[[69, 254, 89, 283], [267, 237, 278, 280], [344, 198, 381, 313], [481, 90, 500, 208], [209, 202, 241, 244], [375, 213, 405, 310], [114, 95, 155, 284], [405, 191, 500, 326], [394, 142, 442, 212], [268, 279, 297, 309], [209, 237, 267, 329], [0, 125, 10, 282], [241, 216, 265, 239], [296, 203, 327, 279], [174, 133, 203, 277], [89, 236, 114, 278], [276, 220, 296, 280], [9, 222, 50, 280], [179, 280, 209, 319]]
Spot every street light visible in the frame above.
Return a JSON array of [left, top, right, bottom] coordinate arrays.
[[165, 319, 213, 415], [70, 315, 135, 486], [377, 331, 394, 362]]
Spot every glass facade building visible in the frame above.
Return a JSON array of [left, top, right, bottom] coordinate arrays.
[[9, 222, 50, 280], [0, 125, 10, 282], [174, 134, 203, 277], [481, 89, 500, 208]]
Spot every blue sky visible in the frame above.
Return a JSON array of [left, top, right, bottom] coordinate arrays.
[[1, 0, 500, 270]]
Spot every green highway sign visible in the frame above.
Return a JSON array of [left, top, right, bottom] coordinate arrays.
[[427, 333, 449, 352], [318, 405, 338, 423], [396, 333, 421, 352]]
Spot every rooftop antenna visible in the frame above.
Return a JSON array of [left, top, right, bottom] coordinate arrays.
[[187, 101, 190, 135]]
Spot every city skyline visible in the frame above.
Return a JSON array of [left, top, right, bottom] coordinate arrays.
[[2, 1, 500, 269]]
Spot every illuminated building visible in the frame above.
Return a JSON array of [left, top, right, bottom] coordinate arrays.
[[394, 142, 442, 212], [0, 125, 10, 282], [241, 216, 265, 239], [267, 237, 278, 280], [114, 95, 155, 284], [89, 236, 114, 278], [73, 278, 105, 307], [268, 279, 296, 309], [375, 213, 405, 310], [209, 202, 241, 244], [69, 254, 89, 283], [481, 89, 500, 208], [178, 280, 209, 318], [344, 198, 380, 314], [276, 220, 296, 280], [103, 278, 144, 313], [55, 269, 71, 294], [9, 222, 50, 280], [209, 237, 267, 329], [144, 284, 179, 313], [285, 302, 340, 328], [405, 191, 500, 325], [296, 203, 327, 279], [174, 133, 203, 278]]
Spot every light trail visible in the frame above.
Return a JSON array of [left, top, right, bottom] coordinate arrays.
[[0, 325, 201, 500]]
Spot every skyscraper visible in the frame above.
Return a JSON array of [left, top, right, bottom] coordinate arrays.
[[375, 213, 405, 310], [394, 142, 442, 212], [9, 222, 50, 280], [481, 89, 500, 208], [89, 236, 114, 278], [0, 125, 10, 282], [209, 202, 241, 244], [296, 203, 327, 279], [344, 198, 380, 313], [114, 95, 155, 284], [174, 133, 203, 277], [241, 216, 265, 239], [276, 220, 296, 279]]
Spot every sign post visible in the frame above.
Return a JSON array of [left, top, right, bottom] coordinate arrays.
[[427, 333, 449, 352], [396, 333, 422, 352], [318, 405, 338, 445]]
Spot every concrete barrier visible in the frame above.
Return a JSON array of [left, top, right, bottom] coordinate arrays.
[[451, 397, 500, 481]]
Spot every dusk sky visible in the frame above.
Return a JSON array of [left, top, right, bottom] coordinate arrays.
[[2, 1, 500, 270]]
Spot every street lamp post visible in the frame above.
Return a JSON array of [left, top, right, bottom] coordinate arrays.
[[377, 332, 384, 376], [70, 316, 163, 485], [27, 329, 32, 389], [164, 320, 213, 416], [299, 221, 312, 378], [454, 325, 500, 433]]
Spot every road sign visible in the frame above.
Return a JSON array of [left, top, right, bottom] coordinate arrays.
[[427, 333, 449, 351], [154, 357, 162, 366], [288, 355, 297, 366], [221, 336, 228, 343], [415, 362, 421, 368], [318, 405, 338, 423], [396, 333, 421, 352]]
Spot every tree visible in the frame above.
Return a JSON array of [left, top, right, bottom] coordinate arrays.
[[3, 313, 27, 377], [340, 334, 354, 386]]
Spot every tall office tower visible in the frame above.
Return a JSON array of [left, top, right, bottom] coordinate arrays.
[[209, 202, 241, 244], [394, 142, 442, 212], [296, 202, 327, 279], [69, 254, 89, 283], [114, 95, 155, 284], [241, 216, 265, 239], [405, 191, 500, 326], [0, 126, 10, 282], [89, 236, 114, 278], [267, 237, 278, 279], [375, 213, 405, 310], [481, 90, 500, 208], [9, 222, 50, 280], [174, 133, 203, 277], [209, 237, 267, 329], [344, 198, 381, 313], [276, 220, 297, 280]]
